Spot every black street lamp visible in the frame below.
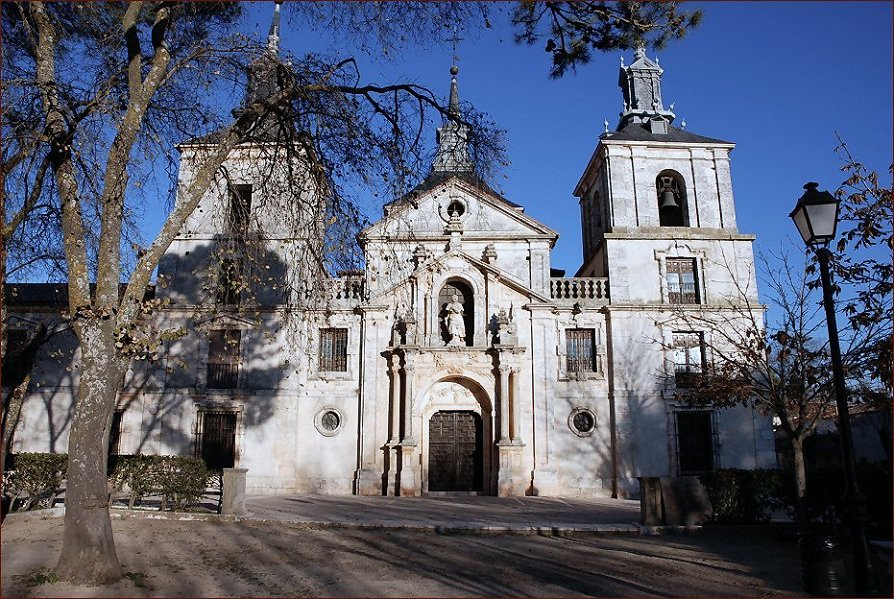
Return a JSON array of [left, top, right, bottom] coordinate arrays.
[[789, 181, 879, 597]]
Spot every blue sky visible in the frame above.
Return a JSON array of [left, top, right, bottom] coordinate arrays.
[[228, 2, 891, 295]]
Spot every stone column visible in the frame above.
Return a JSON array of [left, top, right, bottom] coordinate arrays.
[[399, 351, 419, 496], [389, 356, 401, 444], [401, 352, 416, 445], [386, 355, 401, 496], [497, 362, 511, 443], [510, 367, 522, 444]]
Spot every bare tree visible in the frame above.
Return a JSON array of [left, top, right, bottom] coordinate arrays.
[[663, 251, 836, 506]]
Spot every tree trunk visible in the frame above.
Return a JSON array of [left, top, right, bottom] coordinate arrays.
[[791, 435, 809, 525], [54, 320, 125, 584], [1, 375, 31, 476]]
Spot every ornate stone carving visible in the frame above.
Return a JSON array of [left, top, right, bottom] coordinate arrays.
[[496, 307, 518, 346]]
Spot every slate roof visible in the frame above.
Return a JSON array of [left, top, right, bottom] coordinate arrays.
[[604, 122, 732, 145]]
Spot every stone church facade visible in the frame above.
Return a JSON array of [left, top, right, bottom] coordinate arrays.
[[6, 38, 776, 498]]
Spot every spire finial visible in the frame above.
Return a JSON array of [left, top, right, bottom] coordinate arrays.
[[448, 65, 460, 117], [267, 1, 282, 53], [633, 44, 646, 61]]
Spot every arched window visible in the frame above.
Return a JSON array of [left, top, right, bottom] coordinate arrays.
[[438, 279, 474, 346], [656, 171, 689, 227]]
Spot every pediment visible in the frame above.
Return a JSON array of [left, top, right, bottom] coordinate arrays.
[[360, 175, 557, 243], [194, 311, 258, 331]]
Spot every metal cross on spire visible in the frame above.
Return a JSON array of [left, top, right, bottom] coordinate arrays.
[[449, 24, 463, 69]]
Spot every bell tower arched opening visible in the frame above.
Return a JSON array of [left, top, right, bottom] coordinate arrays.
[[656, 170, 689, 227]]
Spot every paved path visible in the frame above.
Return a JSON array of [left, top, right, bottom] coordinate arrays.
[[244, 494, 642, 534]]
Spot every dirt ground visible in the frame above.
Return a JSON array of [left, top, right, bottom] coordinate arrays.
[[1, 514, 806, 597]]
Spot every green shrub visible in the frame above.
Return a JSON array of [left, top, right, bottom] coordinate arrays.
[[704, 468, 783, 524], [109, 454, 209, 511], [109, 455, 159, 508], [153, 456, 209, 511], [3, 453, 68, 511]]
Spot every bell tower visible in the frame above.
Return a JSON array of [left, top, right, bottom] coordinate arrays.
[[569, 48, 771, 483]]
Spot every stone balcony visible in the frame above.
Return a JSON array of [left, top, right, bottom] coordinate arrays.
[[549, 277, 609, 306]]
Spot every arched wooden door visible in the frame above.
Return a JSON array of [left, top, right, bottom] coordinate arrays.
[[428, 411, 483, 492]]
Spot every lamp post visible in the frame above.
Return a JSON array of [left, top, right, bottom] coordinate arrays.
[[789, 181, 879, 597]]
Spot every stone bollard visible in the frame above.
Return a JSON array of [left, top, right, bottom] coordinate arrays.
[[221, 468, 248, 516], [638, 476, 663, 526]]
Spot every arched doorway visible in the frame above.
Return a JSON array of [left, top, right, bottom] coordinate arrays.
[[420, 378, 494, 494], [428, 411, 483, 492]]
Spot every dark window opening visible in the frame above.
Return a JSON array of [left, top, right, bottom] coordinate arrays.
[[229, 184, 253, 235], [676, 411, 714, 475], [320, 328, 348, 372], [196, 411, 237, 473], [566, 329, 597, 373], [108, 410, 124, 457], [207, 330, 240, 389], [666, 258, 699, 304], [438, 280, 474, 346]]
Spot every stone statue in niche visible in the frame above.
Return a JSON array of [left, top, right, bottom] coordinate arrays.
[[444, 293, 466, 346]]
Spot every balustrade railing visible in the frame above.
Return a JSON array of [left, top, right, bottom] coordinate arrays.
[[549, 277, 609, 304]]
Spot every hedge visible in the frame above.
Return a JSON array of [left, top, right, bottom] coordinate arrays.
[[703, 468, 783, 524], [110, 455, 210, 511], [2, 453, 68, 511], [3, 453, 210, 513]]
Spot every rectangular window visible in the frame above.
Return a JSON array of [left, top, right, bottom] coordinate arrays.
[[673, 332, 705, 388], [207, 330, 240, 389], [676, 411, 715, 475], [195, 410, 237, 473], [229, 184, 252, 235], [216, 258, 241, 305], [666, 258, 699, 304], [566, 328, 596, 373], [108, 409, 124, 456], [320, 328, 348, 372]]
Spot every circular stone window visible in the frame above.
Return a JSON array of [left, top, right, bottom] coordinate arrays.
[[315, 408, 344, 437], [568, 408, 597, 437], [447, 199, 465, 217], [439, 197, 468, 222]]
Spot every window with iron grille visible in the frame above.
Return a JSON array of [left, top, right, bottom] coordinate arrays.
[[207, 330, 240, 389], [566, 329, 596, 373], [320, 328, 348, 372], [666, 258, 699, 304], [229, 184, 252, 235], [673, 332, 705, 388], [675, 410, 715, 475], [195, 410, 237, 473]]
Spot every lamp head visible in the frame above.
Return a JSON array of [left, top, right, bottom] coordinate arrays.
[[789, 182, 840, 246]]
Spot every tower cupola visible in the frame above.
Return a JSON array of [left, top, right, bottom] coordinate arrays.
[[617, 46, 676, 132]]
